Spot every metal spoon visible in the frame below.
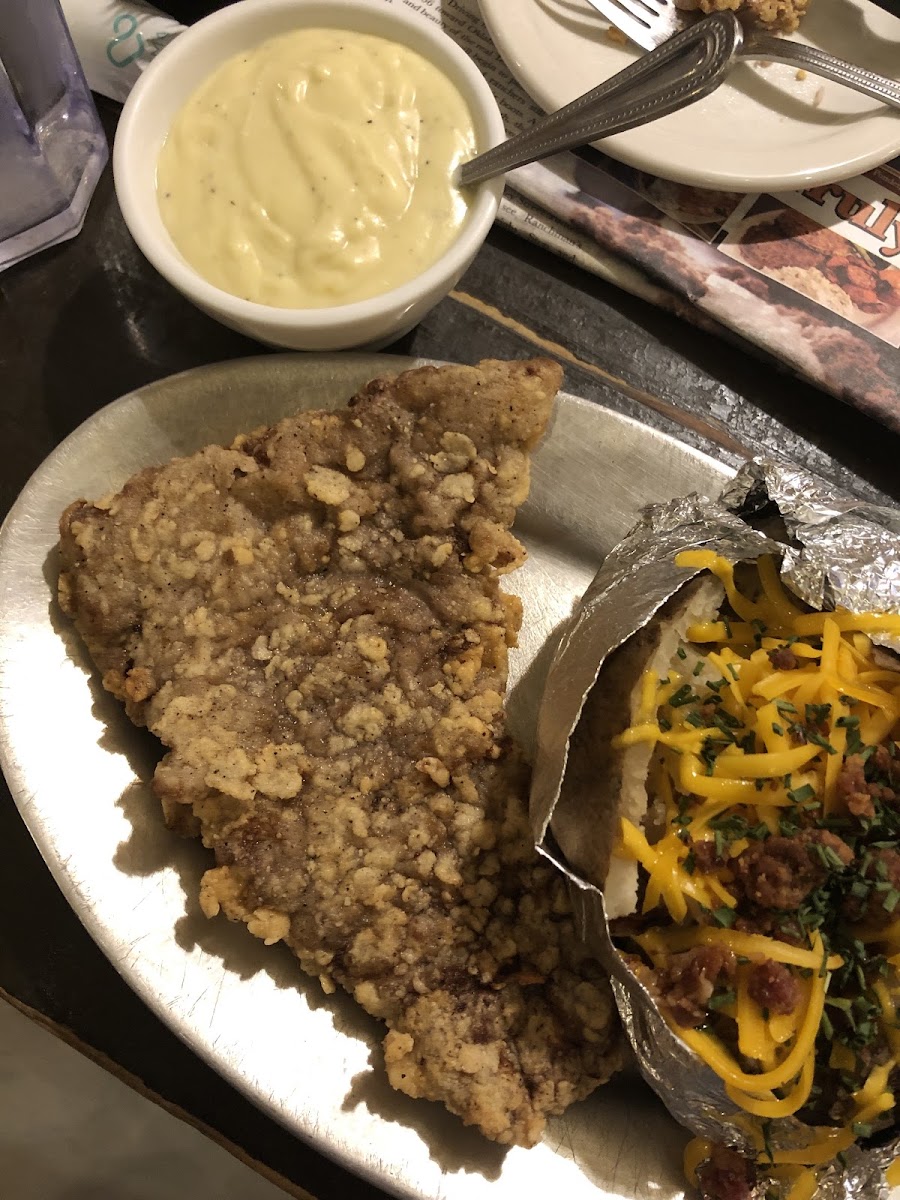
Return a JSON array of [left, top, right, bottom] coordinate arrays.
[[457, 12, 742, 189]]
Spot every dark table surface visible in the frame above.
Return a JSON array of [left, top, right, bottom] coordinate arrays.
[[2, 37, 899, 1200]]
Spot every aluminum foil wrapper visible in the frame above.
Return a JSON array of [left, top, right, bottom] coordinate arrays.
[[530, 459, 900, 1199], [723, 460, 900, 632]]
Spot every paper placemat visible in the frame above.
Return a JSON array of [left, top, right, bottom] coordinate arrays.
[[65, 0, 900, 430]]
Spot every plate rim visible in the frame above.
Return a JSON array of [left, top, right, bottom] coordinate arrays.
[[0, 352, 734, 1199]]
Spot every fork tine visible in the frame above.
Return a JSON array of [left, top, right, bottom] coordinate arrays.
[[624, 0, 667, 16], [614, 0, 662, 21], [586, 0, 659, 49], [583, 0, 681, 49]]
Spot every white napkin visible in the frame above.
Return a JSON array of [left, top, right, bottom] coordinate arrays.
[[61, 0, 185, 102]]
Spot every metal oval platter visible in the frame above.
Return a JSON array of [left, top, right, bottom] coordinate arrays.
[[0, 355, 732, 1200]]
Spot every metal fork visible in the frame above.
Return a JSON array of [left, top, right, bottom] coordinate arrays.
[[583, 0, 900, 107]]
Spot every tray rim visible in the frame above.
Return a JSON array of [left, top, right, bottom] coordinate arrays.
[[0, 352, 736, 1200]]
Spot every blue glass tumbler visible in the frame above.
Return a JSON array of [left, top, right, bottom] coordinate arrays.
[[0, 0, 108, 271]]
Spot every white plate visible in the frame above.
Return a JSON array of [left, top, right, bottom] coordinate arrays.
[[478, 0, 900, 191], [0, 355, 733, 1200]]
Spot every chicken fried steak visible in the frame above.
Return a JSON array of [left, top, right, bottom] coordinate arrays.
[[58, 359, 623, 1146]]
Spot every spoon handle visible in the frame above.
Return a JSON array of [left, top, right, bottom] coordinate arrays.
[[458, 12, 742, 189]]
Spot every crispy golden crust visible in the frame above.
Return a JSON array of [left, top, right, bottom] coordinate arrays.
[[673, 0, 809, 33], [58, 359, 624, 1146]]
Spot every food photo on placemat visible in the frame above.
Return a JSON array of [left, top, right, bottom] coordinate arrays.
[[718, 184, 900, 346], [510, 150, 900, 431]]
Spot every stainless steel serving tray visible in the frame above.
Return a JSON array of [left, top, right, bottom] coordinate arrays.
[[0, 354, 733, 1200]]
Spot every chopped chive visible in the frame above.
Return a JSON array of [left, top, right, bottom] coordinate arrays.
[[713, 710, 741, 731], [811, 843, 847, 871], [788, 783, 815, 804], [805, 728, 837, 754], [761, 1121, 775, 1164]]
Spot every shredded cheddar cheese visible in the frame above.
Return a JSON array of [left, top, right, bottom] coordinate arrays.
[[607, 553, 900, 1200], [635, 927, 842, 971], [683, 1137, 713, 1187], [781, 1170, 818, 1200], [711, 743, 820, 779], [678, 933, 828, 1095]]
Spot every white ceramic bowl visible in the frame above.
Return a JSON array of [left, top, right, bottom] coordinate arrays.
[[113, 0, 505, 351]]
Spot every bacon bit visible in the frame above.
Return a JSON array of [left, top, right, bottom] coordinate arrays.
[[697, 1144, 756, 1200], [767, 645, 799, 671], [655, 945, 736, 1028], [747, 959, 801, 1015]]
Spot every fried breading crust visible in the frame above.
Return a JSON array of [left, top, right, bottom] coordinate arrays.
[[58, 359, 624, 1146], [674, 0, 808, 33]]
